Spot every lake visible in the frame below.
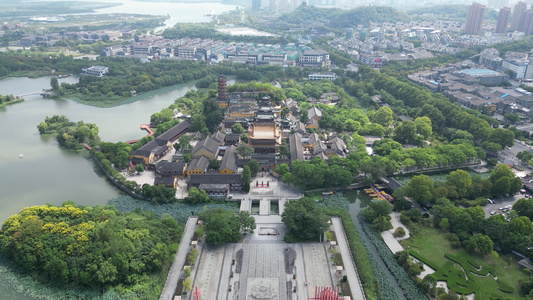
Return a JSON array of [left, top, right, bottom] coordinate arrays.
[[36, 0, 239, 30], [0, 74, 238, 298]]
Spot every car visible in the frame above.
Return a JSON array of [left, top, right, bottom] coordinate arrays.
[[503, 208, 508, 212], [487, 199, 494, 204], [499, 207, 504, 210], [506, 218, 511, 222], [490, 211, 496, 215]]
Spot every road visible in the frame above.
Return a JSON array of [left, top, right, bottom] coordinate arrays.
[[159, 217, 198, 300], [331, 217, 366, 300]]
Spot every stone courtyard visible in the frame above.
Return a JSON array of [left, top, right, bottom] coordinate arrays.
[[189, 221, 336, 300]]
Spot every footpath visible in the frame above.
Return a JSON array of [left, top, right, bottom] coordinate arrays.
[[159, 217, 198, 300], [331, 217, 366, 300]]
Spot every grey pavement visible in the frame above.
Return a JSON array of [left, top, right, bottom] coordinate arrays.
[[381, 212, 410, 255], [159, 217, 198, 300], [331, 217, 366, 300], [302, 243, 334, 296], [483, 194, 525, 218], [293, 244, 309, 300]]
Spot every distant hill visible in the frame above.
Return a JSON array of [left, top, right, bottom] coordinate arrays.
[[408, 5, 498, 22], [278, 6, 411, 28]]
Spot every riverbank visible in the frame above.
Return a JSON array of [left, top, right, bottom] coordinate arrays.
[[0, 99, 24, 108], [64, 79, 204, 108]]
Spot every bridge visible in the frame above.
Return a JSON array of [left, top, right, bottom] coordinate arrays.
[[16, 91, 53, 98], [125, 124, 155, 144]]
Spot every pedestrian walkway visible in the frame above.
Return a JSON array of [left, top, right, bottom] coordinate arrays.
[[331, 217, 365, 300], [159, 217, 198, 300], [381, 212, 409, 254]]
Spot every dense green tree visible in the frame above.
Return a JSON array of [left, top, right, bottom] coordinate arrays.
[[200, 208, 254, 245], [0, 204, 181, 295], [238, 211, 256, 234], [446, 169, 472, 199], [231, 123, 245, 134], [247, 159, 260, 177], [465, 234, 494, 256], [237, 144, 255, 158], [394, 121, 420, 145], [373, 138, 403, 156], [414, 116, 432, 139], [363, 200, 393, 231], [185, 187, 209, 204], [275, 163, 290, 176], [243, 165, 251, 193], [141, 184, 176, 204], [282, 197, 329, 241], [514, 198, 533, 220], [201, 209, 242, 245], [508, 216, 533, 236], [403, 175, 433, 206], [373, 106, 394, 127], [490, 164, 520, 196], [50, 77, 59, 90]]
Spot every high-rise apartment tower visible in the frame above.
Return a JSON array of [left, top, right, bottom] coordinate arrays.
[[465, 2, 486, 35], [496, 7, 511, 33], [511, 1, 528, 31]]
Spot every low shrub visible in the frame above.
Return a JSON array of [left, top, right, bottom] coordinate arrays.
[[393, 227, 406, 237]]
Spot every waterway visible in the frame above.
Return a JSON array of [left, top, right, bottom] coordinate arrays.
[[37, 0, 239, 31], [0, 75, 237, 298], [345, 190, 407, 300]]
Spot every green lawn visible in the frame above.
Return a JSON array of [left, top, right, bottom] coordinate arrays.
[[401, 225, 526, 300]]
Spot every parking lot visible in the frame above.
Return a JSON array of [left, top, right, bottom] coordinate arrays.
[[482, 193, 527, 218]]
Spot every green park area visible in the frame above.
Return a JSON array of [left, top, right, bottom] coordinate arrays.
[[401, 225, 524, 299]]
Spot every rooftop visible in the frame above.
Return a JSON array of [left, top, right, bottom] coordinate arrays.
[[460, 69, 499, 77]]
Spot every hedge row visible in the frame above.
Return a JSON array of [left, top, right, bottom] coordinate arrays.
[[408, 249, 441, 271], [359, 213, 428, 300], [410, 250, 515, 297], [435, 261, 478, 295], [444, 253, 495, 277], [325, 207, 381, 300]]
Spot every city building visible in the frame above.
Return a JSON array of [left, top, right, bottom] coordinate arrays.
[[465, 2, 486, 35], [511, 2, 528, 31], [269, 0, 277, 11], [522, 8, 533, 35], [495, 7, 511, 33], [479, 48, 503, 69], [252, 0, 261, 11], [501, 59, 532, 79], [81, 66, 109, 77], [308, 72, 337, 81], [298, 49, 330, 67]]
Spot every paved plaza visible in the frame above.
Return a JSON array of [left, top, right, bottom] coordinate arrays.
[[189, 222, 336, 300]]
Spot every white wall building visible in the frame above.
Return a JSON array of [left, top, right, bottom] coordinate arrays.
[[81, 66, 109, 77]]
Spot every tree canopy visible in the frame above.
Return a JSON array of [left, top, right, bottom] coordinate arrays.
[[281, 197, 329, 241], [199, 209, 255, 245], [0, 203, 182, 297]]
